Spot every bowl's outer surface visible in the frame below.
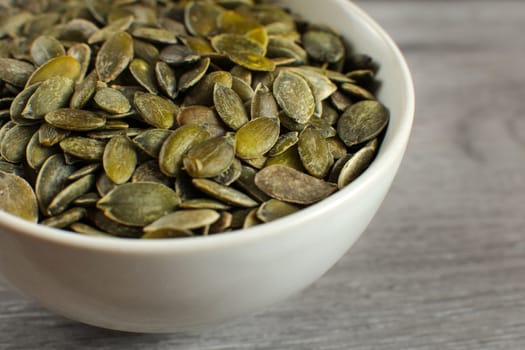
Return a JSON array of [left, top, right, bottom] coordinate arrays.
[[0, 0, 415, 333]]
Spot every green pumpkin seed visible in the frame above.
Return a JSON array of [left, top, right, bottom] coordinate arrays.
[[70, 70, 98, 109], [213, 157, 242, 186], [96, 31, 134, 83], [177, 106, 227, 138], [185, 1, 223, 37], [159, 44, 199, 66], [236, 117, 279, 159], [232, 76, 255, 102], [70, 222, 112, 237], [93, 87, 131, 114], [133, 39, 160, 66], [177, 57, 211, 92], [0, 171, 38, 222], [242, 208, 261, 229], [298, 126, 334, 179], [87, 15, 134, 44], [230, 65, 252, 85], [0, 58, 35, 87], [184, 70, 232, 106], [158, 124, 210, 177], [251, 83, 278, 120], [60, 136, 106, 161], [45, 108, 106, 131], [330, 91, 353, 112], [155, 61, 177, 98], [30, 35, 65, 66], [256, 199, 300, 223], [346, 69, 375, 83], [97, 182, 180, 227], [103, 135, 137, 184], [132, 128, 172, 158], [227, 51, 275, 72], [134, 92, 178, 129], [273, 70, 315, 124], [255, 164, 336, 205], [213, 83, 249, 130], [180, 199, 231, 211], [35, 154, 75, 214], [0, 160, 25, 177], [9, 82, 42, 125], [267, 37, 307, 65], [209, 211, 233, 234], [68, 163, 101, 181], [26, 56, 80, 86], [129, 58, 158, 94], [87, 208, 143, 238], [142, 229, 193, 239], [41, 207, 86, 229], [67, 43, 92, 83], [340, 82, 376, 101], [132, 27, 178, 44], [183, 136, 235, 178], [235, 165, 271, 202], [38, 123, 70, 147], [268, 131, 298, 157], [288, 66, 338, 102], [73, 192, 102, 207], [22, 76, 75, 120], [327, 137, 348, 160], [144, 209, 220, 234], [48, 174, 96, 216], [337, 140, 377, 189], [26, 130, 59, 170], [302, 29, 345, 64], [1, 124, 37, 163], [192, 178, 258, 208], [131, 160, 172, 187], [337, 100, 388, 147]]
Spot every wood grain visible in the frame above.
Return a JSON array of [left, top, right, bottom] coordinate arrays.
[[2, 1, 525, 349]]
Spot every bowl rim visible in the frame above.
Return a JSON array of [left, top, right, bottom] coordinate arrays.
[[0, 0, 415, 253]]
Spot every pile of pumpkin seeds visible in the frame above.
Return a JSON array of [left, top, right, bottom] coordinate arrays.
[[0, 0, 389, 238]]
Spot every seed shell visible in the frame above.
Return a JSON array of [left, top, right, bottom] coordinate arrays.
[[134, 92, 178, 129], [45, 108, 106, 131], [273, 70, 315, 124], [96, 31, 134, 83], [0, 171, 39, 222], [103, 135, 137, 184], [337, 100, 389, 147]]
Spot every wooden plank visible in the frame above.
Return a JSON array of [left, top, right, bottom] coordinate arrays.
[[1, 1, 525, 349]]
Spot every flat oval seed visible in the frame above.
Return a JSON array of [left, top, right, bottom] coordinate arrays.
[[38, 123, 70, 147], [337, 143, 377, 189], [60, 137, 106, 161], [134, 92, 178, 129], [254, 165, 337, 205], [35, 154, 75, 214], [289, 66, 338, 101], [256, 199, 300, 223], [183, 136, 235, 178], [213, 83, 249, 130], [236, 117, 279, 159], [22, 76, 75, 120], [30, 35, 65, 66], [184, 71, 232, 106], [68, 163, 101, 181], [70, 70, 98, 109], [158, 124, 210, 177], [103, 135, 137, 184], [97, 182, 180, 227], [129, 58, 158, 94], [177, 106, 227, 138], [87, 208, 143, 238], [143, 209, 220, 233], [26, 56, 81, 86], [26, 131, 59, 170], [298, 127, 334, 179], [192, 178, 258, 208], [155, 61, 177, 98], [131, 160, 172, 187], [185, 1, 223, 37], [70, 222, 112, 237], [0, 58, 35, 87], [45, 108, 106, 131], [9, 83, 42, 125], [47, 174, 96, 216], [96, 31, 134, 83], [302, 30, 345, 64], [93, 87, 131, 114], [251, 83, 278, 120], [340, 82, 376, 101], [132, 27, 178, 44], [67, 43, 92, 83], [0, 171, 38, 222], [337, 100, 389, 147], [41, 207, 86, 228], [132, 128, 172, 158], [268, 131, 299, 157], [1, 124, 37, 163], [273, 70, 315, 124]]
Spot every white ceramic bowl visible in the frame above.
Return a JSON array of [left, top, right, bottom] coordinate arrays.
[[0, 0, 414, 333]]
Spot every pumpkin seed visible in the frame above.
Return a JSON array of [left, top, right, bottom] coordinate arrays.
[[303, 29, 345, 63], [68, 163, 101, 181], [41, 207, 86, 229], [70, 222, 112, 237], [133, 39, 160, 66], [0, 171, 39, 222], [103, 135, 137, 184], [213, 83, 249, 130], [132, 128, 172, 158], [35, 154, 75, 214], [256, 199, 300, 223], [30, 35, 65, 66], [273, 70, 315, 124], [131, 160, 172, 187], [337, 140, 377, 189], [288, 66, 338, 102], [242, 208, 261, 229], [340, 82, 376, 101], [158, 124, 210, 177], [96, 31, 134, 83], [184, 70, 232, 106], [48, 174, 96, 216], [1, 124, 37, 163], [155, 61, 177, 98], [185, 1, 223, 37], [177, 57, 211, 92], [38, 123, 70, 147], [26, 56, 80, 86], [0, 58, 35, 87], [231, 76, 254, 101], [183, 136, 235, 178], [97, 182, 180, 227], [9, 82, 42, 125], [265, 144, 305, 172], [45, 108, 106, 131], [93, 87, 131, 114], [70, 70, 98, 109], [251, 83, 278, 120], [129, 58, 158, 94], [298, 126, 334, 178], [66, 43, 92, 83], [142, 229, 193, 239], [159, 44, 199, 66], [268, 131, 298, 157], [132, 27, 178, 44], [209, 211, 233, 234], [60, 136, 106, 161], [254, 165, 337, 205], [22, 76, 75, 120], [26, 130, 59, 170], [213, 157, 242, 186], [87, 208, 143, 238], [144, 209, 220, 234], [236, 117, 279, 159], [134, 92, 178, 129], [337, 100, 388, 147], [180, 199, 231, 211], [192, 178, 258, 208], [177, 106, 227, 138]]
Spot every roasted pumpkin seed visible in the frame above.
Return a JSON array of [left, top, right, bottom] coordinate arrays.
[[0, 171, 38, 222]]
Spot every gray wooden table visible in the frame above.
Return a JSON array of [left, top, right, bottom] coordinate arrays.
[[2, 1, 525, 349]]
